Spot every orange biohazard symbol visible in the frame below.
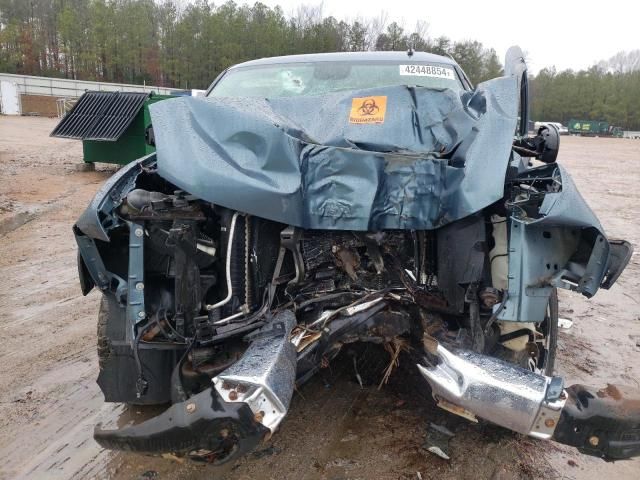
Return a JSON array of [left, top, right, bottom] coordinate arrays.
[[358, 98, 380, 116], [349, 96, 387, 124]]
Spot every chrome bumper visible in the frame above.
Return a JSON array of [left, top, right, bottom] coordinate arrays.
[[213, 310, 297, 433], [418, 343, 566, 439], [94, 311, 297, 461], [418, 343, 640, 459]]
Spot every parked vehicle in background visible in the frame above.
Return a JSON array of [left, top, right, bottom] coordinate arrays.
[[534, 121, 568, 135], [568, 119, 623, 137]]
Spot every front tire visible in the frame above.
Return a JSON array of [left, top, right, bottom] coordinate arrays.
[[491, 288, 558, 376], [97, 294, 120, 371], [536, 287, 558, 376]]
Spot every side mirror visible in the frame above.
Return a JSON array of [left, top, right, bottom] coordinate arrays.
[[536, 124, 559, 163], [512, 123, 560, 164]]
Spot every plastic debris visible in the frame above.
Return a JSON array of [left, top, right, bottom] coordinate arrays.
[[558, 317, 573, 329], [423, 422, 455, 460]]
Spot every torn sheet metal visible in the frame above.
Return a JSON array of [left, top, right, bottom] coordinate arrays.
[[498, 163, 610, 321], [214, 311, 297, 432], [150, 78, 518, 231]]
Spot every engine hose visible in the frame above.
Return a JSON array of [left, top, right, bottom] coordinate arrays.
[[206, 212, 240, 311]]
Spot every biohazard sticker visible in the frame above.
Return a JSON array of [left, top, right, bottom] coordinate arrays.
[[349, 96, 387, 124], [399, 64, 455, 79]]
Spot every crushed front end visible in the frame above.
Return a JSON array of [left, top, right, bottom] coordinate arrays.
[[75, 48, 638, 463]]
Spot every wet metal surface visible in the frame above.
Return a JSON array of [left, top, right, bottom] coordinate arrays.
[[151, 79, 518, 231]]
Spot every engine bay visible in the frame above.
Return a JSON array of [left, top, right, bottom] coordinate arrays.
[[88, 160, 578, 409]]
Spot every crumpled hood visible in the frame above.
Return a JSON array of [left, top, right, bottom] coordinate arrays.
[[150, 77, 518, 230]]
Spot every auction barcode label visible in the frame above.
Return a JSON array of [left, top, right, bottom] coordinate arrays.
[[399, 65, 455, 79]]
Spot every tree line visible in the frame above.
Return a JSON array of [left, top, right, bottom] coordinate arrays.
[[0, 0, 502, 86], [530, 66, 640, 130], [1, 0, 639, 129]]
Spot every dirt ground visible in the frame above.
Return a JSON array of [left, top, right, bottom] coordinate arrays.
[[0, 116, 639, 480]]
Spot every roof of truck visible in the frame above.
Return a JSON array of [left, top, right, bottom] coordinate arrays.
[[230, 51, 459, 69]]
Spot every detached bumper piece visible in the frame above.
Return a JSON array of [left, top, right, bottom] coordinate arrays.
[[418, 343, 566, 439], [553, 384, 640, 460], [94, 311, 296, 463], [94, 387, 269, 463], [213, 311, 297, 433], [419, 343, 640, 460]]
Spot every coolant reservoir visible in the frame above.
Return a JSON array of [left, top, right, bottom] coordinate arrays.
[[490, 215, 534, 351], [489, 215, 508, 290]]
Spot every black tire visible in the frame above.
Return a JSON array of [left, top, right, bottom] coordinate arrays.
[[539, 287, 558, 376], [97, 295, 112, 371], [97, 293, 127, 371]]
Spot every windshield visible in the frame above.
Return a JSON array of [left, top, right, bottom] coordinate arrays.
[[208, 61, 463, 98]]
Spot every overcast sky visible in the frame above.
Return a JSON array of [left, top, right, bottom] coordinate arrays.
[[255, 0, 639, 73]]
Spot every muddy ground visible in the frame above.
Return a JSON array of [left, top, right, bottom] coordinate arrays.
[[0, 116, 638, 480]]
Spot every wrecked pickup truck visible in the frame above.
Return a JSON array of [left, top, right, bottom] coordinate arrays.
[[74, 48, 639, 463]]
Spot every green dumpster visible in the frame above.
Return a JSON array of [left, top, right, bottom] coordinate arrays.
[[51, 91, 175, 165]]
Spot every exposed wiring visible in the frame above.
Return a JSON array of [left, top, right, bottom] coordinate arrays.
[[133, 321, 154, 398], [483, 290, 509, 334], [159, 309, 186, 342], [489, 253, 508, 264]]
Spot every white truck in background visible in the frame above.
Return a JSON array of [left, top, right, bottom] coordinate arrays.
[[534, 121, 568, 135]]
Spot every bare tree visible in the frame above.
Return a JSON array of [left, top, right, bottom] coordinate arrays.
[[292, 2, 324, 30], [599, 50, 640, 73], [413, 20, 429, 40], [366, 10, 388, 51]]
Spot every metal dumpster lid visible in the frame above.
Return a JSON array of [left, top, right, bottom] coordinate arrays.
[[50, 91, 149, 141]]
